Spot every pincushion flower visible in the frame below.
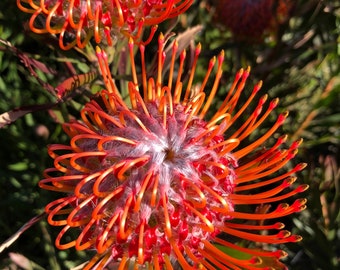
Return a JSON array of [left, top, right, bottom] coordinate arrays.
[[39, 35, 308, 269], [17, 0, 193, 50], [213, 0, 292, 41]]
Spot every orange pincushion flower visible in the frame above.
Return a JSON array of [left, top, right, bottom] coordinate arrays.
[[39, 35, 308, 269], [17, 0, 193, 50]]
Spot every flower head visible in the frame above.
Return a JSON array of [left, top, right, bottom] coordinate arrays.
[[39, 34, 308, 269], [213, 0, 292, 42], [17, 0, 193, 50]]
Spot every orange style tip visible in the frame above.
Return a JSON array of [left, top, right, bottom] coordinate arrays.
[[292, 235, 303, 242], [298, 162, 308, 170], [253, 81, 263, 93], [278, 250, 288, 258], [287, 176, 297, 185], [128, 37, 134, 45], [270, 98, 279, 108], [291, 138, 303, 149], [279, 134, 289, 143], [249, 256, 262, 265], [275, 222, 285, 229], [158, 32, 165, 42], [297, 184, 309, 193], [243, 66, 250, 77], [180, 49, 186, 59], [173, 39, 178, 50], [209, 56, 217, 67], [260, 94, 268, 103], [292, 198, 308, 211], [288, 149, 299, 158], [237, 68, 244, 75], [276, 203, 289, 212], [282, 177, 294, 187], [95, 46, 102, 54], [218, 50, 224, 62], [277, 111, 289, 124], [196, 43, 202, 54], [277, 230, 291, 238]]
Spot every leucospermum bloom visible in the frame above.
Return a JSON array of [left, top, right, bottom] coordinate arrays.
[[17, 0, 193, 49], [40, 34, 308, 269], [213, 0, 292, 41]]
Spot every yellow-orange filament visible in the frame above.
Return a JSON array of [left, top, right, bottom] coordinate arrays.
[[233, 112, 289, 159], [164, 254, 174, 269], [67, 195, 95, 226], [46, 2, 63, 34], [96, 213, 119, 253], [222, 81, 263, 131], [215, 237, 287, 259], [144, 0, 174, 25], [56, 225, 77, 249], [162, 193, 172, 238], [199, 183, 230, 213], [129, 82, 151, 116], [199, 51, 224, 118], [157, 33, 165, 97], [169, 237, 193, 269], [95, 253, 112, 269], [153, 254, 161, 270], [39, 173, 82, 192], [92, 187, 124, 217], [68, 0, 78, 29], [174, 50, 186, 103], [118, 255, 129, 270], [198, 56, 217, 95], [168, 40, 178, 90], [97, 135, 136, 151], [92, 167, 116, 197], [119, 194, 133, 240], [115, 155, 150, 181], [114, 0, 124, 27], [150, 174, 159, 206], [200, 240, 252, 269], [17, 0, 35, 13], [29, 8, 48, 34], [134, 172, 153, 212], [181, 177, 207, 208], [129, 38, 139, 87], [119, 110, 149, 133], [46, 200, 74, 226], [183, 202, 214, 233], [183, 43, 201, 104], [70, 151, 106, 173], [138, 220, 145, 265], [76, 218, 97, 250]]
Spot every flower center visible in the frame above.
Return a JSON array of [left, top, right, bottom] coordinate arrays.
[[164, 148, 176, 162]]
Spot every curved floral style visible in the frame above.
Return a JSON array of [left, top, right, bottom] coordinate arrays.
[[17, 0, 193, 50], [39, 35, 308, 269]]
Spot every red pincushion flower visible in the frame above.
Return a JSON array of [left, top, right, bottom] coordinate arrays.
[[213, 0, 292, 41], [39, 35, 308, 269], [17, 0, 193, 49]]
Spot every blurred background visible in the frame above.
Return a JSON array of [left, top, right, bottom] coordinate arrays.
[[0, 0, 339, 269]]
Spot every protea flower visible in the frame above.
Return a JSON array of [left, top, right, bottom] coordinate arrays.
[[39, 34, 308, 269], [17, 0, 193, 49], [213, 0, 292, 41]]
